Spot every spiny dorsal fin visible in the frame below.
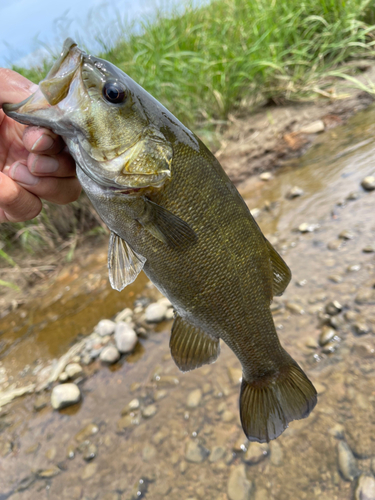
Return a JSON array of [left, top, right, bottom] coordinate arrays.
[[170, 315, 220, 372], [108, 232, 146, 291], [141, 199, 197, 249], [265, 238, 291, 297]]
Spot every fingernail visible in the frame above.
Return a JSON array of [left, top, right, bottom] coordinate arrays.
[[2, 166, 10, 176], [31, 156, 59, 174], [10, 163, 40, 186], [31, 134, 55, 152]]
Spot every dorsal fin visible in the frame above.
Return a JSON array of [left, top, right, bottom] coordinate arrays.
[[108, 232, 146, 291], [264, 238, 291, 297], [170, 315, 220, 372]]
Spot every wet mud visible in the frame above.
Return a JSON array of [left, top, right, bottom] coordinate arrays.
[[1, 104, 375, 499]]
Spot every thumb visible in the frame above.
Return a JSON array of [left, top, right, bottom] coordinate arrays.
[[0, 68, 38, 107]]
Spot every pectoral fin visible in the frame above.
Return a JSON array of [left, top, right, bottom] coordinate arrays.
[[265, 238, 291, 297], [108, 232, 146, 291], [170, 315, 220, 372], [139, 199, 197, 249]]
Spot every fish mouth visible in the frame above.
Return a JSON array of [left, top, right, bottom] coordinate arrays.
[[2, 38, 83, 130]]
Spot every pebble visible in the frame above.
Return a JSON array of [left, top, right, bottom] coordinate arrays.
[[337, 441, 359, 481], [37, 466, 61, 478], [259, 172, 273, 181], [353, 322, 371, 336], [185, 440, 209, 463], [319, 326, 337, 346], [363, 245, 375, 253], [327, 240, 343, 250], [142, 404, 157, 418], [298, 222, 319, 233], [114, 323, 138, 353], [114, 308, 133, 323], [348, 264, 361, 272], [347, 191, 360, 200], [354, 473, 375, 500], [209, 446, 226, 463], [142, 445, 157, 462], [95, 319, 116, 336], [328, 274, 343, 283], [64, 363, 83, 379], [325, 301, 342, 315], [299, 120, 325, 134], [355, 290, 375, 305], [51, 383, 81, 410], [243, 442, 269, 465], [361, 176, 375, 191], [222, 410, 235, 422], [346, 426, 374, 458], [154, 390, 167, 401], [82, 462, 98, 480], [227, 464, 253, 500], [286, 302, 305, 315], [305, 337, 318, 349], [83, 443, 97, 461], [145, 302, 168, 323], [33, 394, 48, 411], [75, 423, 99, 442], [351, 342, 375, 358], [121, 399, 140, 415], [339, 230, 354, 240], [227, 367, 242, 385], [187, 389, 202, 408], [322, 341, 338, 354], [99, 345, 121, 364], [286, 186, 304, 199]]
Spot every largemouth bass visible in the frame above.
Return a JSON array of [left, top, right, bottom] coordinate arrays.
[[3, 39, 316, 442]]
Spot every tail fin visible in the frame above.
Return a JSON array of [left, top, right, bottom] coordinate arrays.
[[240, 363, 317, 443]]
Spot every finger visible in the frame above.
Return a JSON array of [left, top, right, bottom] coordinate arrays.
[[0, 68, 38, 107], [7, 163, 81, 205], [0, 170, 42, 223], [28, 151, 76, 178], [23, 127, 65, 155]]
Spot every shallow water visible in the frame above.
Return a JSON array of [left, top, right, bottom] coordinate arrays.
[[0, 104, 375, 500]]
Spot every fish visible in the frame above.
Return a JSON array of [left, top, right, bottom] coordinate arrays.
[[3, 38, 317, 442]]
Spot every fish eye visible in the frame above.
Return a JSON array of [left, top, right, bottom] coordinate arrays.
[[102, 81, 126, 104]]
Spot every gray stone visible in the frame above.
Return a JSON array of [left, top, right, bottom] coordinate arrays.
[[51, 383, 80, 410], [361, 176, 375, 191], [95, 319, 116, 336], [355, 473, 375, 500], [227, 464, 253, 500], [185, 441, 209, 463], [187, 389, 202, 408], [145, 302, 168, 322], [337, 441, 359, 481], [114, 323, 137, 353], [243, 442, 269, 465], [209, 446, 226, 463], [286, 186, 304, 199], [142, 404, 157, 418], [100, 345, 120, 364], [65, 363, 83, 379]]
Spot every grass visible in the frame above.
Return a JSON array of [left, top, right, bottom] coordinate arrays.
[[4, 0, 375, 259]]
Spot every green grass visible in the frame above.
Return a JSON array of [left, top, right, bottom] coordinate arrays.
[[5, 0, 375, 256]]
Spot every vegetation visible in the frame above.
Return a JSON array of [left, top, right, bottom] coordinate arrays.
[[3, 0, 375, 259]]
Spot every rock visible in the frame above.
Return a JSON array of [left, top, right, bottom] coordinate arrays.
[[346, 425, 375, 458], [259, 172, 273, 181], [305, 337, 318, 349], [286, 302, 304, 315], [243, 442, 269, 465], [82, 443, 97, 461], [45, 446, 57, 460], [95, 319, 116, 336], [227, 464, 253, 500], [100, 345, 121, 364], [327, 240, 343, 250], [353, 322, 371, 336], [64, 363, 83, 379], [347, 191, 360, 200], [142, 404, 157, 418], [114, 323, 137, 353], [355, 290, 375, 305], [328, 274, 343, 283], [361, 176, 375, 191], [363, 245, 375, 253], [322, 341, 338, 354], [298, 222, 319, 233], [351, 342, 375, 358], [158, 297, 172, 308], [114, 308, 133, 323], [121, 399, 140, 415], [145, 302, 168, 323], [319, 326, 337, 346], [337, 441, 359, 481], [222, 410, 235, 422], [228, 367, 242, 385], [142, 445, 157, 462], [117, 415, 138, 431], [187, 389, 202, 408], [154, 390, 167, 401], [355, 473, 375, 500], [82, 462, 98, 480], [299, 120, 325, 134], [165, 308, 174, 320], [286, 186, 304, 199], [339, 230, 354, 240], [51, 383, 80, 410], [209, 446, 226, 463], [33, 394, 48, 411], [37, 466, 61, 478], [185, 440, 209, 463], [325, 301, 342, 316], [75, 423, 99, 443], [347, 264, 361, 272], [59, 372, 69, 382]]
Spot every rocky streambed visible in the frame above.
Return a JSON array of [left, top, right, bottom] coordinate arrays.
[[0, 104, 375, 500]]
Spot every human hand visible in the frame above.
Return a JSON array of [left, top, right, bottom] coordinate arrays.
[[0, 68, 81, 223]]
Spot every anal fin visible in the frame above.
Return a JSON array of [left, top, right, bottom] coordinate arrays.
[[108, 232, 146, 291], [170, 315, 220, 372], [264, 238, 292, 296]]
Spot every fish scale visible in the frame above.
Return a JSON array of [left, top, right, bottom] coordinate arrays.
[[3, 38, 317, 443]]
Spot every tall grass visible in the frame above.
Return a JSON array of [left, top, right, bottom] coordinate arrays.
[[5, 0, 375, 255]]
